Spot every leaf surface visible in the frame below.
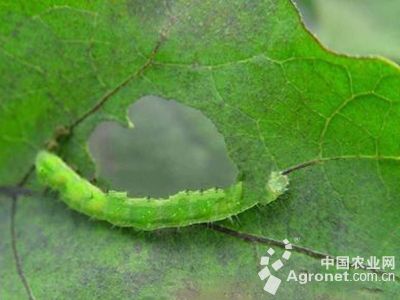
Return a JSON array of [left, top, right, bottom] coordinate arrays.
[[0, 1, 399, 298]]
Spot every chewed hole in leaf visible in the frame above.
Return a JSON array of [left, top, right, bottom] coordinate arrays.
[[88, 96, 238, 198]]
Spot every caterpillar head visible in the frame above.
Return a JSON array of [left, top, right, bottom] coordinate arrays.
[[262, 171, 289, 205]]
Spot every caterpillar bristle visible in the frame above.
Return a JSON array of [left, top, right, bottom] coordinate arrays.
[[233, 215, 241, 225]]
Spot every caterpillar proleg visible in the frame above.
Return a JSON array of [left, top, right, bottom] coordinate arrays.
[[35, 151, 289, 230]]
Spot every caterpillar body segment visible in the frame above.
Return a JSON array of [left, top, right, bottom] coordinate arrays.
[[35, 151, 288, 230]]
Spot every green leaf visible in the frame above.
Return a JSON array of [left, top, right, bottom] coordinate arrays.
[[1, 1, 399, 298]]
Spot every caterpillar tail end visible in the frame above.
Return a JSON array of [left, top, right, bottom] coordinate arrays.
[[35, 150, 58, 184], [35, 150, 75, 190], [261, 171, 289, 205]]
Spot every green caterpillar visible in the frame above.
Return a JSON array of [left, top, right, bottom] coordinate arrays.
[[35, 151, 289, 230]]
